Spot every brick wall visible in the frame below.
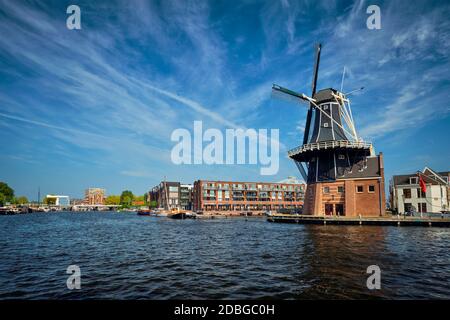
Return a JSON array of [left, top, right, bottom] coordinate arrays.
[[303, 178, 384, 217]]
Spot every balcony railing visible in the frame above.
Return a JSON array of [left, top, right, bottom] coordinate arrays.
[[288, 140, 372, 157]]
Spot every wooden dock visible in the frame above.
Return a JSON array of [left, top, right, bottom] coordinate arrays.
[[267, 213, 450, 227]]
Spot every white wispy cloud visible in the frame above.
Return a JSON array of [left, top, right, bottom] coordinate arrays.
[[0, 0, 449, 197]]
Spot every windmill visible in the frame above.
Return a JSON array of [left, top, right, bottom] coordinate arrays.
[[272, 43, 385, 217]]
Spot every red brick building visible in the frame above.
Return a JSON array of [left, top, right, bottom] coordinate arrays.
[[84, 188, 106, 205], [302, 154, 385, 217], [193, 179, 305, 212]]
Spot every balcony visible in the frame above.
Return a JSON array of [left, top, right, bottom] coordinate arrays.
[[288, 140, 372, 160]]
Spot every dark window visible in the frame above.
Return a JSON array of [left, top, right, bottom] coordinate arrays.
[[420, 203, 427, 213], [338, 186, 344, 193], [368, 185, 375, 192], [404, 188, 411, 199], [356, 186, 363, 193], [417, 188, 425, 198], [325, 203, 333, 215], [404, 203, 411, 213], [323, 187, 330, 194], [336, 204, 344, 216]]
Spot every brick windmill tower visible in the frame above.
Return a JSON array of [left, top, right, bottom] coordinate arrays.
[[273, 44, 385, 217]]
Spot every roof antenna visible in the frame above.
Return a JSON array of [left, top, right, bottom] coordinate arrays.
[[340, 66, 346, 92]]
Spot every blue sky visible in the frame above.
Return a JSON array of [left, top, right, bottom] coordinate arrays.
[[0, 0, 449, 200]]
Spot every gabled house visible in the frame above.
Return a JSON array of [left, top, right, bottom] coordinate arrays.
[[390, 167, 449, 214]]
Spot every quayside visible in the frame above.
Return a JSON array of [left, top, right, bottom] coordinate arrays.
[[267, 213, 450, 227]]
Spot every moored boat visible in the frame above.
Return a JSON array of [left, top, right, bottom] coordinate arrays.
[[137, 209, 151, 216], [167, 208, 196, 219]]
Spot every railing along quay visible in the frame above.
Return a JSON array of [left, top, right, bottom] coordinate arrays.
[[267, 213, 450, 227]]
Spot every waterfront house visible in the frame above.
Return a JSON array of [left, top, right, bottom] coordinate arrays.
[[390, 167, 449, 214]]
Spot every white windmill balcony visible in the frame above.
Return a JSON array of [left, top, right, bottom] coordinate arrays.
[[288, 140, 372, 158]]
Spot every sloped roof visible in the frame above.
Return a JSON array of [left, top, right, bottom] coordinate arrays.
[[393, 167, 448, 186], [393, 174, 412, 186], [423, 167, 448, 184]]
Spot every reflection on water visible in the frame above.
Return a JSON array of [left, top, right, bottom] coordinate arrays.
[[0, 212, 449, 299]]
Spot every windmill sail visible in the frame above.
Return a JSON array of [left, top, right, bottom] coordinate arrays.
[[303, 43, 321, 145]]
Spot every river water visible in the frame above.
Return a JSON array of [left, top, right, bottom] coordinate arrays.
[[0, 212, 449, 299]]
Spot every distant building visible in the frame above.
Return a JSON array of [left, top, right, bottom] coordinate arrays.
[[84, 188, 106, 205], [180, 184, 193, 210], [132, 200, 145, 206], [45, 195, 70, 207], [70, 198, 84, 206], [390, 167, 449, 214], [193, 178, 305, 212], [148, 182, 193, 210]]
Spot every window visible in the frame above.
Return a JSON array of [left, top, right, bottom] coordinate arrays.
[[356, 186, 363, 193], [417, 188, 425, 198], [323, 187, 330, 193], [368, 185, 375, 193], [338, 186, 344, 193], [404, 204, 411, 213], [409, 177, 418, 185], [323, 122, 329, 127], [403, 188, 411, 199], [419, 203, 427, 213]]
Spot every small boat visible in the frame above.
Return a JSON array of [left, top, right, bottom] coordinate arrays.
[[167, 208, 196, 219], [137, 209, 151, 216], [154, 208, 170, 217], [168, 212, 186, 219]]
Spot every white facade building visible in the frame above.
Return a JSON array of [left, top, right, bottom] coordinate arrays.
[[391, 167, 449, 214], [45, 195, 70, 207]]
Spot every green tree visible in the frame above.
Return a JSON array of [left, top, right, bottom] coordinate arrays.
[[149, 200, 158, 208], [0, 182, 14, 205], [0, 193, 5, 207], [122, 196, 132, 207], [105, 195, 120, 205], [135, 195, 145, 202], [15, 196, 29, 205], [120, 190, 134, 207], [42, 197, 56, 205]]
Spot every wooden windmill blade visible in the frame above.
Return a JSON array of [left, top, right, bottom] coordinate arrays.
[[303, 43, 321, 145]]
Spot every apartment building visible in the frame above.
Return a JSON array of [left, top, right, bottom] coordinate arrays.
[[148, 182, 193, 210], [390, 167, 449, 214], [84, 188, 106, 205], [193, 178, 305, 212], [180, 184, 193, 210]]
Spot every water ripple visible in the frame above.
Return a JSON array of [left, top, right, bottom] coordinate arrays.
[[0, 212, 449, 299]]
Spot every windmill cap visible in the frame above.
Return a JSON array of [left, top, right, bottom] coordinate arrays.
[[312, 88, 338, 103]]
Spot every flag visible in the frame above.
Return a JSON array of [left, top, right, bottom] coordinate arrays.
[[419, 174, 427, 194]]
